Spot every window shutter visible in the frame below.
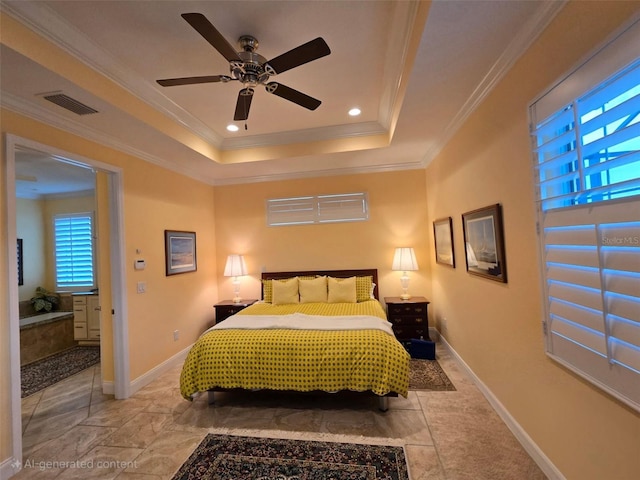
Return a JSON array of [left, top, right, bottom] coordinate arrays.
[[541, 202, 640, 408], [267, 193, 368, 226], [530, 25, 640, 410], [532, 60, 640, 211], [54, 213, 95, 288], [317, 193, 368, 223]]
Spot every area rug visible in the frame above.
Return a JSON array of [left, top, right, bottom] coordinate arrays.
[[409, 359, 456, 391], [21, 345, 100, 398], [172, 434, 409, 480]]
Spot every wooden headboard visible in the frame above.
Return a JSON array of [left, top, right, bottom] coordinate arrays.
[[261, 268, 379, 300]]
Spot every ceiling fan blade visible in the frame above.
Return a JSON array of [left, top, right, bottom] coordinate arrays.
[[265, 37, 330, 75], [234, 88, 254, 121], [157, 75, 229, 87], [181, 13, 242, 63], [265, 82, 321, 110]]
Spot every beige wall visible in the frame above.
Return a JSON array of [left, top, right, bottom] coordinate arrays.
[[213, 170, 432, 304], [425, 2, 640, 479], [3, 1, 639, 477], [1, 109, 218, 464], [16, 198, 46, 302]]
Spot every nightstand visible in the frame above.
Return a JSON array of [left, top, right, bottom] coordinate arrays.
[[384, 296, 430, 343], [214, 299, 258, 323]]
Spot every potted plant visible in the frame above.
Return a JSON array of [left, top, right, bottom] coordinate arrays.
[[31, 287, 60, 313]]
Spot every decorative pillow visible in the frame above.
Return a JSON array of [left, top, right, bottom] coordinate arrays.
[[355, 276, 374, 302], [262, 275, 315, 302], [299, 276, 328, 303], [272, 277, 300, 305], [261, 279, 274, 302], [327, 276, 357, 303]]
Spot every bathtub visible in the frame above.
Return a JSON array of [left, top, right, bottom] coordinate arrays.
[[20, 311, 74, 329], [20, 311, 76, 365]]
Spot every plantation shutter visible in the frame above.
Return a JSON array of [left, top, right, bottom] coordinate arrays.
[[54, 213, 95, 288], [540, 202, 640, 409], [530, 22, 640, 411], [267, 193, 368, 226]]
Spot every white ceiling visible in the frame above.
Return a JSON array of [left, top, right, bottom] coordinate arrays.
[[1, 0, 565, 197]]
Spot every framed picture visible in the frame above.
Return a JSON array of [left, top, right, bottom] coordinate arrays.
[[433, 217, 455, 267], [462, 204, 507, 283], [164, 230, 197, 276]]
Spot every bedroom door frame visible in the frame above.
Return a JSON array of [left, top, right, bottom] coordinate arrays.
[[4, 133, 130, 472]]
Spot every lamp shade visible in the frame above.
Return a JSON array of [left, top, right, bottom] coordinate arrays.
[[392, 247, 419, 271], [223, 254, 247, 277]]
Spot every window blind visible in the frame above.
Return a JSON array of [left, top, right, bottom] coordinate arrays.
[[530, 36, 640, 411], [267, 192, 368, 226], [54, 213, 95, 288]]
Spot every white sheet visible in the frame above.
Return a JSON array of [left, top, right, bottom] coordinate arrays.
[[208, 313, 395, 336]]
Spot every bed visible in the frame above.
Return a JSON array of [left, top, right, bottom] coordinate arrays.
[[179, 269, 410, 411]]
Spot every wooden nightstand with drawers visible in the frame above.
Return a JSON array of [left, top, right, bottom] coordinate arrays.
[[384, 296, 430, 343], [214, 299, 258, 323]]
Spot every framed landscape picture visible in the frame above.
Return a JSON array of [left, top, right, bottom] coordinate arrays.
[[164, 230, 197, 276], [462, 204, 507, 283], [433, 217, 455, 267]]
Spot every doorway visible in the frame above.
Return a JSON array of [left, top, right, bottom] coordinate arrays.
[[4, 134, 129, 470]]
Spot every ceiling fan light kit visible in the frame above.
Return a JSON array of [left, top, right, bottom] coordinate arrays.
[[157, 13, 331, 123]]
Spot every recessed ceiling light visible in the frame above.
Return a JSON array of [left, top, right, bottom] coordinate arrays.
[[226, 124, 239, 132], [348, 108, 361, 117]]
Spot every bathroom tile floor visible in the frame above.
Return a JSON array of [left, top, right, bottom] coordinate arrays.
[[16, 343, 547, 479]]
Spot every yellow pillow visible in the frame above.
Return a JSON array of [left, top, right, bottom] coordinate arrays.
[[327, 276, 357, 303], [272, 277, 300, 305], [262, 279, 274, 302], [355, 276, 373, 302], [299, 276, 328, 303]]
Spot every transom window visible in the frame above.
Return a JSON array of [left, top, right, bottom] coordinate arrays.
[[267, 192, 369, 226]]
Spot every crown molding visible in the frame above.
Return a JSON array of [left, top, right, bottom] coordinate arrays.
[[1, 0, 225, 148], [420, 0, 566, 167], [220, 121, 386, 151], [4, 93, 416, 187], [1, 1, 411, 152], [211, 160, 425, 186], [1, 92, 219, 186]]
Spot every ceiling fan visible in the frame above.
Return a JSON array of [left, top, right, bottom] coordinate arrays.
[[157, 13, 331, 122]]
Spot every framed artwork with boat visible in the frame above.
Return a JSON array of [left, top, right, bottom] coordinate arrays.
[[462, 204, 507, 283]]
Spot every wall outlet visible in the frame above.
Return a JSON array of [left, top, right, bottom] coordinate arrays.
[[173, 330, 179, 341]]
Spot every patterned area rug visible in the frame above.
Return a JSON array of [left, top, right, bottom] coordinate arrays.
[[409, 359, 456, 391], [21, 345, 100, 398], [173, 434, 409, 480]]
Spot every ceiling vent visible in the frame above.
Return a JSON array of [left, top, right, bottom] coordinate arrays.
[[39, 92, 98, 115]]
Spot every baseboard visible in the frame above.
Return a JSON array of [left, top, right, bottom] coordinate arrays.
[[100, 344, 191, 397], [102, 380, 114, 395], [0, 456, 20, 480], [127, 344, 192, 396], [438, 334, 566, 480]]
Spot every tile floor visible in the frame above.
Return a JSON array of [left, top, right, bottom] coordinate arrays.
[[16, 343, 547, 479]]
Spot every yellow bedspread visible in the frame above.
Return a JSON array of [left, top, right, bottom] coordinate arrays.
[[180, 301, 410, 399], [236, 299, 388, 319]]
